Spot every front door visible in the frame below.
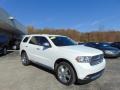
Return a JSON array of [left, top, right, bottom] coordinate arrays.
[[28, 36, 52, 66]]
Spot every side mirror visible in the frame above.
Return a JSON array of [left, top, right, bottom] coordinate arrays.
[[43, 43, 51, 48]]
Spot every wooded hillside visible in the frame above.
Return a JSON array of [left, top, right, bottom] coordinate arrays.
[[27, 26, 120, 42]]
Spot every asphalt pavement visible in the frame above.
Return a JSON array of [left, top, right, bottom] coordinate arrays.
[[0, 51, 120, 90]]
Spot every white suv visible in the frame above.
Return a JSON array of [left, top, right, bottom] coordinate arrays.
[[20, 34, 106, 86]]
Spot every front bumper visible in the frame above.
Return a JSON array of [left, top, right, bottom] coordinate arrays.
[[77, 69, 104, 84], [73, 59, 106, 80], [104, 52, 120, 58]]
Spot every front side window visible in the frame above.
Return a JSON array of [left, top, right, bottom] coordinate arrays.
[[29, 36, 50, 46], [49, 36, 77, 46], [29, 36, 38, 45]]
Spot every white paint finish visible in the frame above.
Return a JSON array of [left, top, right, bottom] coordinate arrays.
[[20, 34, 106, 80]]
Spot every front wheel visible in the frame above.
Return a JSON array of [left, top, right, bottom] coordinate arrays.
[[55, 62, 76, 86]]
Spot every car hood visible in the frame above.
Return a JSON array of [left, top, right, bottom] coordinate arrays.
[[59, 45, 103, 56]]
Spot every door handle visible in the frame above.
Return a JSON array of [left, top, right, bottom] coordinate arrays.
[[36, 48, 40, 50], [25, 46, 28, 47]]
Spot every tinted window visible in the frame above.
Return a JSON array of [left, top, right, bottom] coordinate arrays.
[[86, 43, 94, 47], [29, 36, 50, 46], [29, 37, 38, 45], [0, 35, 8, 43], [38, 37, 50, 46], [98, 43, 111, 48], [85, 43, 97, 47], [49, 36, 77, 46], [23, 37, 29, 42], [114, 42, 120, 45]]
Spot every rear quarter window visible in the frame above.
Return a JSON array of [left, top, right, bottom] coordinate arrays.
[[22, 37, 29, 43]]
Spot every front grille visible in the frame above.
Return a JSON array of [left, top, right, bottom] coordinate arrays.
[[90, 54, 104, 66]]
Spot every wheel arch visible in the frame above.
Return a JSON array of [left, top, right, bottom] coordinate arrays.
[[54, 58, 78, 79], [3, 45, 8, 49], [20, 50, 26, 56]]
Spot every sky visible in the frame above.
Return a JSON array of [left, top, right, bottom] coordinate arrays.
[[0, 0, 120, 32]]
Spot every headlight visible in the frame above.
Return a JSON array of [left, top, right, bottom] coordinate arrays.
[[76, 56, 92, 63]]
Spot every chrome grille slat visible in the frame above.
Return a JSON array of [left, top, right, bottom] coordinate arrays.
[[90, 54, 104, 66]]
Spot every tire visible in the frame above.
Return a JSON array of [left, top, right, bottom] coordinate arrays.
[[55, 62, 76, 86], [21, 52, 31, 66], [2, 47, 7, 55]]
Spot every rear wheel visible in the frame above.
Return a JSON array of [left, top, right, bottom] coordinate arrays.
[[55, 62, 76, 86], [2, 47, 7, 55], [21, 52, 31, 66]]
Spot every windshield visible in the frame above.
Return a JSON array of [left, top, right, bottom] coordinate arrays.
[[99, 43, 111, 48], [49, 36, 77, 46]]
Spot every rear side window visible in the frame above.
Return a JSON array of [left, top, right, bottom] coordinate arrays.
[[23, 37, 29, 43], [29, 36, 50, 46]]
